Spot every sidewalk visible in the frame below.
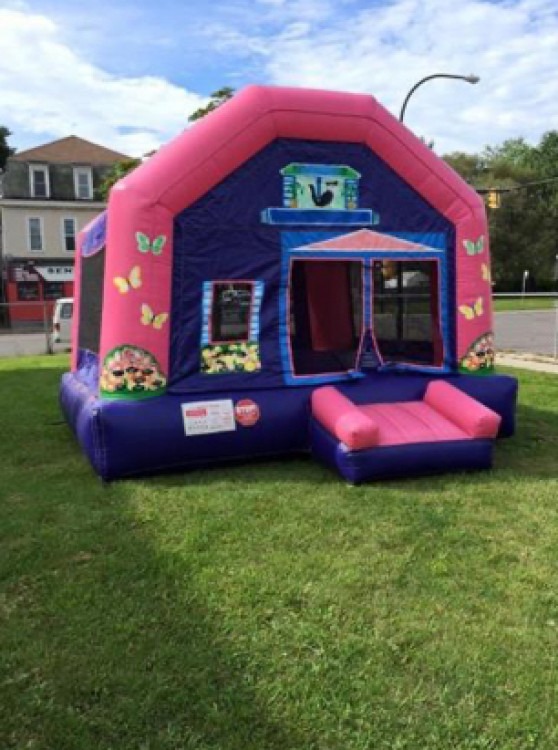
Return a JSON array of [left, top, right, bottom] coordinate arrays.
[[497, 351, 558, 374]]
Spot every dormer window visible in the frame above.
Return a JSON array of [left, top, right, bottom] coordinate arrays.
[[29, 165, 50, 198], [74, 167, 93, 200]]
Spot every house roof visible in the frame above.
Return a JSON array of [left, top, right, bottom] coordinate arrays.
[[11, 136, 130, 165], [305, 229, 430, 252]]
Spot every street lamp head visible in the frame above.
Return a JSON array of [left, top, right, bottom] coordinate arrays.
[[399, 72, 481, 122]]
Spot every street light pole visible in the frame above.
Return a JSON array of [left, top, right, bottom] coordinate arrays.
[[554, 254, 558, 360], [521, 269, 529, 306], [399, 73, 480, 122]]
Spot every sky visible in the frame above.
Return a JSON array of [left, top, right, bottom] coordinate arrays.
[[1, 0, 557, 157]]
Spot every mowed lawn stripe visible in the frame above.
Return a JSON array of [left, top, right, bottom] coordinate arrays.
[[1, 355, 557, 750]]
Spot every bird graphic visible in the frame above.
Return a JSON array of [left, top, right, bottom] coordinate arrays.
[[308, 177, 335, 207]]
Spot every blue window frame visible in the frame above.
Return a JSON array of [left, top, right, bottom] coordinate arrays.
[[280, 234, 450, 385], [200, 280, 264, 375]]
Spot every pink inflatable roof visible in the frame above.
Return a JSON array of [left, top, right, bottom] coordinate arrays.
[[114, 85, 485, 224]]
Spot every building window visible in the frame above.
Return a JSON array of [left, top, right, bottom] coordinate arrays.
[[27, 217, 44, 253], [44, 282, 65, 300], [62, 217, 76, 252], [17, 281, 40, 301], [29, 165, 50, 198], [74, 167, 93, 200]]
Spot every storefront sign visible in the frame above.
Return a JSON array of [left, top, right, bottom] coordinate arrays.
[[9, 263, 74, 283], [11, 266, 39, 282], [35, 266, 74, 282]]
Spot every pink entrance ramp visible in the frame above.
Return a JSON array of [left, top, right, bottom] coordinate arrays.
[[311, 382, 501, 482]]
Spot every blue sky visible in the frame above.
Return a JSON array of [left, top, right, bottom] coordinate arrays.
[[1, 0, 557, 156]]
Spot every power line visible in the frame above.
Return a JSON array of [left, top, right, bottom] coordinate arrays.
[[475, 176, 558, 194]]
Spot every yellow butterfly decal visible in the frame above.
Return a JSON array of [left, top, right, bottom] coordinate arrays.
[[141, 303, 168, 330], [481, 263, 491, 285], [113, 265, 142, 294], [459, 297, 484, 321]]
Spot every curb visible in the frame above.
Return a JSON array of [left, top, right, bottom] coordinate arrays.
[[497, 352, 558, 374]]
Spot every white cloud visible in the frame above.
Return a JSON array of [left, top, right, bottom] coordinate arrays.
[[0, 8, 207, 155], [202, 0, 558, 154], [2, 0, 558, 157]]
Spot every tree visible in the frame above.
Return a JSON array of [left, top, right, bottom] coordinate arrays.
[[444, 151, 488, 186], [99, 88, 236, 200], [0, 126, 15, 172], [98, 157, 142, 201], [444, 133, 558, 291], [188, 87, 235, 123]]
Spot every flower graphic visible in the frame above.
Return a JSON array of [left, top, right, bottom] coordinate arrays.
[[200, 341, 261, 374]]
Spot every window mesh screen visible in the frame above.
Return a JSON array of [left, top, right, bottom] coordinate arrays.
[[373, 260, 442, 366], [211, 282, 253, 343], [78, 248, 105, 354]]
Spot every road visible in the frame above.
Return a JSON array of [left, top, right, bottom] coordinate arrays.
[[1, 310, 556, 358], [0, 332, 68, 358], [494, 310, 557, 357]]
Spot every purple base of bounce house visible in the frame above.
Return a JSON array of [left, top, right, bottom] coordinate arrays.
[[60, 370, 517, 481], [61, 85, 518, 483]]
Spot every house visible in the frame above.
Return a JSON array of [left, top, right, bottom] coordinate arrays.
[[0, 136, 129, 326], [61, 85, 517, 481]]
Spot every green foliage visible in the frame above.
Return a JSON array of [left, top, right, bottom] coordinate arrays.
[[98, 157, 141, 201], [483, 137, 534, 168], [0, 125, 15, 171], [96, 87, 235, 200], [1, 356, 558, 749], [445, 132, 558, 291], [188, 86, 235, 122], [444, 151, 487, 184], [492, 296, 556, 312]]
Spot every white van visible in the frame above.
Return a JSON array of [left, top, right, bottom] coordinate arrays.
[[51, 297, 73, 346]]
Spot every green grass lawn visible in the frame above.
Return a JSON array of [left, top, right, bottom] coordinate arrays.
[[1, 355, 558, 750], [493, 296, 557, 312]]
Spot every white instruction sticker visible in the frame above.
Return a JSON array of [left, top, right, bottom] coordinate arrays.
[[182, 399, 236, 437]]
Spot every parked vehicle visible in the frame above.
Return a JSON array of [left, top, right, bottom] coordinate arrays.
[[51, 297, 73, 346]]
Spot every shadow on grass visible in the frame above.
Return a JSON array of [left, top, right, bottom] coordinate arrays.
[[0, 360, 305, 749], [2, 489, 306, 749]]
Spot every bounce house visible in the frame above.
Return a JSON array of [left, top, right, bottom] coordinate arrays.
[[60, 85, 518, 482]]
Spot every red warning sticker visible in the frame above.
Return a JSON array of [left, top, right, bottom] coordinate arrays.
[[234, 399, 260, 427]]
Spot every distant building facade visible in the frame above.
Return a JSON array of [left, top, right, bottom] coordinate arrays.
[[0, 136, 129, 325]]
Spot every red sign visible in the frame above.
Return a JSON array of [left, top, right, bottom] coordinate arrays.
[[234, 399, 260, 426], [185, 408, 207, 418]]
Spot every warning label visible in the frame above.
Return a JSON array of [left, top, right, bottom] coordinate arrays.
[[182, 399, 236, 436]]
